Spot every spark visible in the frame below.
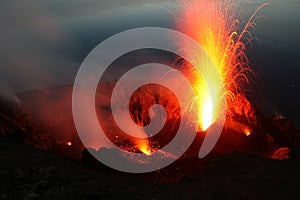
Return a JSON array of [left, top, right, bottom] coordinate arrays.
[[177, 0, 269, 131], [66, 141, 72, 146], [244, 128, 252, 136]]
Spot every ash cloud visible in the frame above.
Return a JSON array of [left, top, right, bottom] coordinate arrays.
[[0, 0, 78, 104], [0, 0, 172, 105]]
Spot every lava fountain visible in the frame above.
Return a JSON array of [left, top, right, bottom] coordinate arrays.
[[176, 0, 269, 131], [1, 0, 298, 175]]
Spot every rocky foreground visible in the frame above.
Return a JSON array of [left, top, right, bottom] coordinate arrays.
[[1, 136, 300, 200], [1, 86, 300, 199]]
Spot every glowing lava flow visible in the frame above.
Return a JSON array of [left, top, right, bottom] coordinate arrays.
[[177, 0, 269, 131], [202, 96, 213, 131], [139, 143, 152, 155], [66, 141, 72, 146]]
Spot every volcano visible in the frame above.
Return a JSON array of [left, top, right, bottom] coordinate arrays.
[[1, 0, 299, 198], [0, 84, 298, 161], [0, 85, 300, 199]]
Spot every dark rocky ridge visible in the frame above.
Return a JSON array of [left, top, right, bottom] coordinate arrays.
[[1, 85, 300, 199], [1, 136, 300, 199]]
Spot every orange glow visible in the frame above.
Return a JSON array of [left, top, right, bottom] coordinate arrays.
[[226, 119, 252, 136], [138, 142, 152, 155], [201, 96, 213, 131], [66, 141, 72, 146], [177, 0, 269, 131], [244, 128, 251, 137]]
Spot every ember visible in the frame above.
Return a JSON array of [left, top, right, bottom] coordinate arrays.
[[177, 0, 269, 131], [0, 0, 298, 176], [66, 141, 72, 146], [1, 0, 300, 198]]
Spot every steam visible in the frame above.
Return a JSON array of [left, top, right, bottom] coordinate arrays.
[[0, 0, 77, 103], [0, 0, 173, 106], [0, 85, 21, 109]]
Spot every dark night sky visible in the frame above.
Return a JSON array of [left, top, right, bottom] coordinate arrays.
[[0, 0, 299, 127]]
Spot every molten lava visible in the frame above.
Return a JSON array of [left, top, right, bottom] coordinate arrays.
[[202, 96, 213, 131], [66, 141, 72, 146], [138, 143, 152, 155], [177, 0, 269, 131], [244, 128, 252, 137]]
